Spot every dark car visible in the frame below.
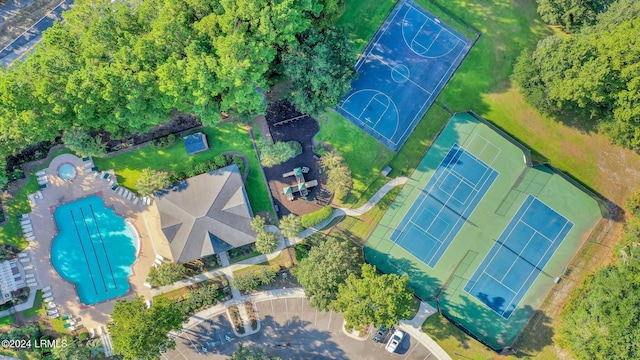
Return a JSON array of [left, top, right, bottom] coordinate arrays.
[[372, 327, 389, 343]]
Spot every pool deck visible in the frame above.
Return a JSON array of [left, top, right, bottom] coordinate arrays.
[[25, 153, 156, 332]]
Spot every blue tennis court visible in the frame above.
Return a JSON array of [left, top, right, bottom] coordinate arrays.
[[464, 195, 574, 318], [337, 0, 471, 151], [390, 144, 498, 267]]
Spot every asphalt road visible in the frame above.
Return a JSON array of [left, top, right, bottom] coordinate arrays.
[[163, 297, 436, 360], [0, 0, 73, 67]]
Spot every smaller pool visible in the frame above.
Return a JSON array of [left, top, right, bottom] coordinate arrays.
[[58, 163, 77, 181]]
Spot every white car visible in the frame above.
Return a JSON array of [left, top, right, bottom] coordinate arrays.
[[385, 329, 405, 353]]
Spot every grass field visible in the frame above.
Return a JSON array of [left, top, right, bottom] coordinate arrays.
[[315, 110, 394, 203], [337, 186, 402, 244], [94, 123, 272, 213], [0, 314, 14, 327], [21, 290, 44, 318]]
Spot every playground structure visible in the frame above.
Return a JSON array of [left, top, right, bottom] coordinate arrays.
[[282, 167, 318, 200]]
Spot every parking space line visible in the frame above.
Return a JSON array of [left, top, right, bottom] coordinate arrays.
[[403, 341, 418, 359], [181, 331, 200, 355], [172, 337, 190, 360]]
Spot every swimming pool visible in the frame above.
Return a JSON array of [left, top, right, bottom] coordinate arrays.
[[51, 195, 138, 305], [58, 163, 77, 181]]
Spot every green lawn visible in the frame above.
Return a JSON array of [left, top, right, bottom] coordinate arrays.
[[0, 314, 14, 327], [336, 0, 397, 52], [94, 123, 272, 213], [315, 110, 394, 204], [21, 290, 44, 318], [337, 186, 402, 244]]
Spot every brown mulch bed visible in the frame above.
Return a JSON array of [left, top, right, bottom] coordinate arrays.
[[263, 100, 330, 217]]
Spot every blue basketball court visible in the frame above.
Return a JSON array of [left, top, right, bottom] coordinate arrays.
[[337, 0, 472, 151], [464, 195, 574, 318], [390, 144, 498, 267]]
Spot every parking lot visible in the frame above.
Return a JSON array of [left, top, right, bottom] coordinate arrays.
[[163, 297, 436, 359]]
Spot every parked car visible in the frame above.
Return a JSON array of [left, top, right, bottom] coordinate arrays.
[[385, 329, 405, 353], [372, 327, 389, 343]]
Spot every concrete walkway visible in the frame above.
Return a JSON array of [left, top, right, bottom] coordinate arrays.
[[157, 176, 450, 359]]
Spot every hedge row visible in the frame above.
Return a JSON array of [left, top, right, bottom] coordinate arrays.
[[301, 206, 333, 228], [232, 265, 279, 292], [169, 155, 245, 183]]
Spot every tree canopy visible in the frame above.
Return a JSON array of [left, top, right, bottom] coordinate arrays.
[[108, 296, 186, 359], [555, 193, 640, 358], [536, 0, 613, 31], [513, 4, 640, 149], [330, 264, 415, 330], [0, 0, 347, 179], [293, 236, 362, 310]]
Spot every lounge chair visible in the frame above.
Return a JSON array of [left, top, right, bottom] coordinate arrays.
[[67, 326, 75, 332], [26, 236, 36, 242], [102, 173, 110, 180], [36, 191, 43, 199], [91, 166, 98, 172], [126, 192, 133, 201], [38, 184, 47, 189], [45, 304, 56, 311], [19, 258, 30, 263], [111, 184, 119, 191], [23, 265, 33, 270], [89, 328, 96, 338], [20, 219, 31, 226], [50, 313, 60, 319], [133, 198, 139, 205], [17, 213, 29, 220], [61, 315, 69, 321], [64, 323, 72, 328], [47, 310, 59, 317], [28, 194, 36, 203], [117, 188, 124, 196], [97, 326, 103, 336], [43, 296, 54, 302], [18, 253, 29, 258], [26, 280, 37, 286], [22, 224, 33, 233], [23, 232, 34, 238], [35, 170, 46, 176], [25, 274, 35, 279], [43, 292, 53, 298], [93, 172, 100, 179], [42, 286, 52, 292]]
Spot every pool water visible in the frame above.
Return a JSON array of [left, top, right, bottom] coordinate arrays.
[[58, 163, 77, 180], [51, 195, 138, 305]]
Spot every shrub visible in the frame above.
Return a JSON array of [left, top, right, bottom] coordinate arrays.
[[146, 263, 188, 287], [301, 206, 334, 228], [232, 267, 278, 293], [294, 243, 310, 261], [151, 134, 177, 148], [258, 139, 302, 167], [256, 231, 279, 254], [269, 264, 281, 273], [213, 155, 228, 168], [232, 155, 246, 173]]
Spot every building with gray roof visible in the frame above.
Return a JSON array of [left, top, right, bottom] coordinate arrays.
[[154, 164, 255, 264]]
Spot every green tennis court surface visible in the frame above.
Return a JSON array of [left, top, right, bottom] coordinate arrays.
[[365, 112, 603, 350]]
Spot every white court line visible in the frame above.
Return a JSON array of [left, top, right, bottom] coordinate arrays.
[[339, 88, 400, 144], [483, 272, 517, 295], [500, 227, 537, 282], [465, 133, 503, 166], [467, 195, 575, 319], [405, 2, 468, 44], [357, 95, 388, 124], [371, 96, 391, 128]]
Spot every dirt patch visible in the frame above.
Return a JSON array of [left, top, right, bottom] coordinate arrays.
[[263, 101, 330, 217]]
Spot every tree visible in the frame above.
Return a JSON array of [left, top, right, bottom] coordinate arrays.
[[293, 236, 362, 310], [51, 336, 90, 360], [251, 215, 266, 234], [146, 263, 188, 287], [108, 296, 186, 359], [556, 265, 640, 359], [331, 264, 415, 330], [255, 231, 279, 254], [512, 14, 640, 149], [326, 163, 353, 199], [230, 344, 282, 360], [536, 0, 612, 31], [283, 27, 356, 114], [319, 150, 344, 169], [278, 214, 302, 239], [258, 139, 302, 167], [61, 128, 106, 158], [136, 168, 172, 196]]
